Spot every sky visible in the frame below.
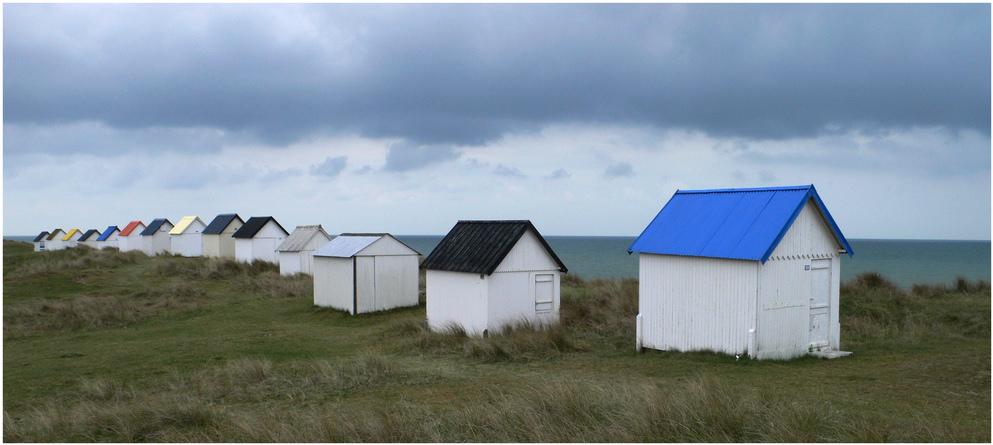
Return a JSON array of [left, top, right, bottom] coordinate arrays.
[[3, 3, 991, 239]]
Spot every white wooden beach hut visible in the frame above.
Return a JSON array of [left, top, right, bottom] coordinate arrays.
[[78, 229, 102, 248], [277, 225, 332, 276], [62, 229, 83, 248], [627, 185, 854, 360], [202, 214, 244, 259], [140, 218, 174, 256], [232, 216, 288, 264], [169, 216, 207, 257], [33, 231, 50, 252], [46, 229, 67, 251], [312, 233, 421, 314], [95, 226, 120, 249], [420, 220, 568, 336], [118, 221, 145, 252]]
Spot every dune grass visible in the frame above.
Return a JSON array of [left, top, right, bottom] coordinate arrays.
[[3, 240, 989, 442]]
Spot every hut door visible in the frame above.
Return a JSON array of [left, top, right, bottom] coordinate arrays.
[[534, 274, 554, 314], [355, 256, 376, 313], [808, 259, 831, 348]]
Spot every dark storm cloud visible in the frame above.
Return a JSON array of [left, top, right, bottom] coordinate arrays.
[[4, 3, 989, 155]]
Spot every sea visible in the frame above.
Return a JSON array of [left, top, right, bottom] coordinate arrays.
[[397, 236, 991, 288], [6, 235, 989, 289]]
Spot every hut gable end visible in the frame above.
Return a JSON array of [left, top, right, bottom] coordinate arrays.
[[492, 229, 561, 273], [766, 201, 844, 262]]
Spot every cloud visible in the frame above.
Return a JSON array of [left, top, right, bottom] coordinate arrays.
[[603, 162, 634, 179], [3, 3, 988, 155], [493, 164, 526, 178], [547, 168, 571, 180], [383, 141, 461, 172], [310, 156, 347, 178], [354, 165, 373, 174]]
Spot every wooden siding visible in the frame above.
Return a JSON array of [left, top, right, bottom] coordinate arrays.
[[492, 229, 561, 273], [141, 223, 173, 256], [358, 235, 421, 257], [487, 270, 561, 333], [426, 270, 489, 335], [638, 253, 758, 356], [755, 201, 844, 359], [170, 219, 205, 257], [313, 256, 354, 312]]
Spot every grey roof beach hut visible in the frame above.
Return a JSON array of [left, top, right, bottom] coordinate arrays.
[[420, 220, 568, 336], [277, 225, 332, 276], [628, 185, 854, 360], [140, 218, 174, 256], [202, 214, 244, 259], [233, 216, 289, 264], [46, 229, 67, 251], [33, 231, 50, 252], [78, 229, 102, 248], [312, 234, 421, 314]]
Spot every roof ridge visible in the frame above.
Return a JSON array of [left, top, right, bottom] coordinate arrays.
[[676, 185, 812, 194]]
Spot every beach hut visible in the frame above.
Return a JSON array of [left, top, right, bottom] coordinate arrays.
[[277, 225, 332, 276], [33, 231, 50, 252], [140, 218, 174, 256], [627, 185, 854, 360], [202, 214, 244, 259], [118, 221, 145, 252], [232, 216, 288, 264], [46, 229, 66, 251], [62, 229, 83, 248], [96, 226, 120, 249], [169, 216, 207, 257], [420, 220, 568, 336], [312, 233, 421, 314], [78, 229, 102, 248]]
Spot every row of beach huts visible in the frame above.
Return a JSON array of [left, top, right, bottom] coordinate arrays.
[[30, 185, 854, 360]]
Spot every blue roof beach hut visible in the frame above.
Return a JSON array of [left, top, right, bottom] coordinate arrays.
[[628, 185, 853, 360]]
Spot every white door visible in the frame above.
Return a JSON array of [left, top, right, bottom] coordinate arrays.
[[534, 274, 554, 314], [809, 259, 831, 349]]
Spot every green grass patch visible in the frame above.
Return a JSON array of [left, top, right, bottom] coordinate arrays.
[[4, 241, 989, 441]]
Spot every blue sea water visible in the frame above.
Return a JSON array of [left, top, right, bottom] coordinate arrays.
[[6, 235, 989, 288], [398, 236, 990, 288]]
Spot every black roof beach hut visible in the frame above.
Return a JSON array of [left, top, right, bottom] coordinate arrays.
[[421, 220, 567, 336]]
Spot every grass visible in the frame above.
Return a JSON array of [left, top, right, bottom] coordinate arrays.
[[3, 240, 990, 442]]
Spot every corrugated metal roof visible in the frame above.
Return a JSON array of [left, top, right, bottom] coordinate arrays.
[[47, 229, 64, 240], [78, 229, 101, 241], [140, 218, 172, 236], [34, 231, 50, 242], [169, 216, 204, 235], [419, 220, 567, 274], [276, 225, 330, 252], [62, 229, 82, 241], [627, 185, 853, 263], [202, 214, 243, 235], [312, 234, 383, 258], [97, 226, 119, 241], [120, 221, 144, 236], [232, 216, 288, 239]]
